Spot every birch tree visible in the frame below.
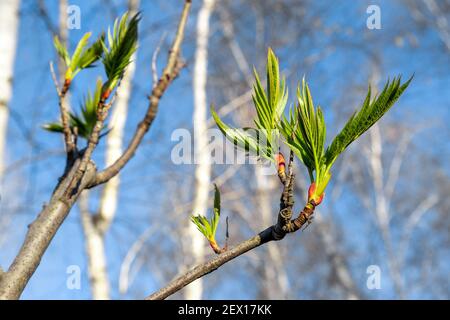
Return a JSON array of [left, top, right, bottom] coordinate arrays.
[[0, 0, 21, 182], [184, 0, 216, 300], [79, 0, 141, 300]]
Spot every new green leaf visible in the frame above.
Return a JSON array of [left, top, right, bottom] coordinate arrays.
[[212, 48, 288, 161], [324, 76, 413, 170], [43, 79, 105, 139], [190, 185, 221, 242], [102, 12, 140, 91]]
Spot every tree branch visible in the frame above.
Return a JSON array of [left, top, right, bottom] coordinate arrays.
[[146, 159, 319, 300], [90, 0, 192, 187], [0, 157, 97, 299], [53, 68, 75, 157], [0, 2, 193, 299], [146, 230, 270, 300]]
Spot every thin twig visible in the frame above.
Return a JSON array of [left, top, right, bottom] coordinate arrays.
[[146, 155, 320, 300], [152, 32, 167, 89], [49, 61, 60, 95], [91, 0, 192, 187], [50, 61, 75, 157]]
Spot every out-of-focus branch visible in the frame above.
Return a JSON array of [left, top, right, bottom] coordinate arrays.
[[423, 0, 450, 52], [206, 89, 253, 128], [367, 123, 405, 299]]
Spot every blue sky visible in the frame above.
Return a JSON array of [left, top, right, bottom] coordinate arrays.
[[1, 0, 449, 299]]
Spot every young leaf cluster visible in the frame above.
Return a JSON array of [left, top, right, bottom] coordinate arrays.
[[323, 77, 413, 169], [101, 12, 140, 92], [46, 12, 141, 142], [212, 48, 412, 202], [211, 48, 288, 162], [43, 79, 105, 139], [279, 79, 327, 185], [54, 32, 104, 81], [190, 185, 221, 243]]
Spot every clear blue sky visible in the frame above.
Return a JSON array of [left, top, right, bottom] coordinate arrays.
[[1, 0, 449, 299]]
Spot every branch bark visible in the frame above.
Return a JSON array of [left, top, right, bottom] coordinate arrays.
[[0, 1, 192, 299], [0, 157, 97, 299]]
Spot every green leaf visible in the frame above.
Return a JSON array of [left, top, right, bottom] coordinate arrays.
[[190, 215, 213, 240], [70, 32, 92, 72], [102, 12, 140, 89], [190, 185, 222, 241], [324, 75, 413, 169], [42, 122, 64, 133], [53, 36, 70, 66], [61, 32, 105, 80], [77, 33, 105, 69], [279, 78, 326, 175], [212, 48, 288, 162], [190, 215, 209, 237], [43, 79, 105, 140], [212, 184, 221, 234], [267, 48, 280, 113], [211, 106, 273, 160]]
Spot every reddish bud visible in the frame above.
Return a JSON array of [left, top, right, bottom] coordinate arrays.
[[101, 88, 111, 102], [275, 152, 286, 172], [209, 240, 222, 254], [308, 182, 324, 206], [61, 78, 71, 95]]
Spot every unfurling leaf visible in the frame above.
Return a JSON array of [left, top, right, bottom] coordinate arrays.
[[55, 32, 105, 82], [53, 36, 70, 66], [102, 12, 140, 91], [77, 33, 105, 70], [211, 47, 412, 207], [42, 122, 64, 133], [324, 75, 413, 169], [212, 48, 288, 162], [279, 78, 326, 175], [43, 79, 106, 140], [190, 185, 223, 253]]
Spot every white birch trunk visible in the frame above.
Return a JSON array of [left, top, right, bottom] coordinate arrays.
[[314, 213, 359, 299], [79, 191, 110, 300], [365, 68, 405, 298], [0, 0, 21, 181], [184, 0, 215, 300]]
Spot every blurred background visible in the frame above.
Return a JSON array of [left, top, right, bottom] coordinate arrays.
[[0, 0, 448, 299]]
